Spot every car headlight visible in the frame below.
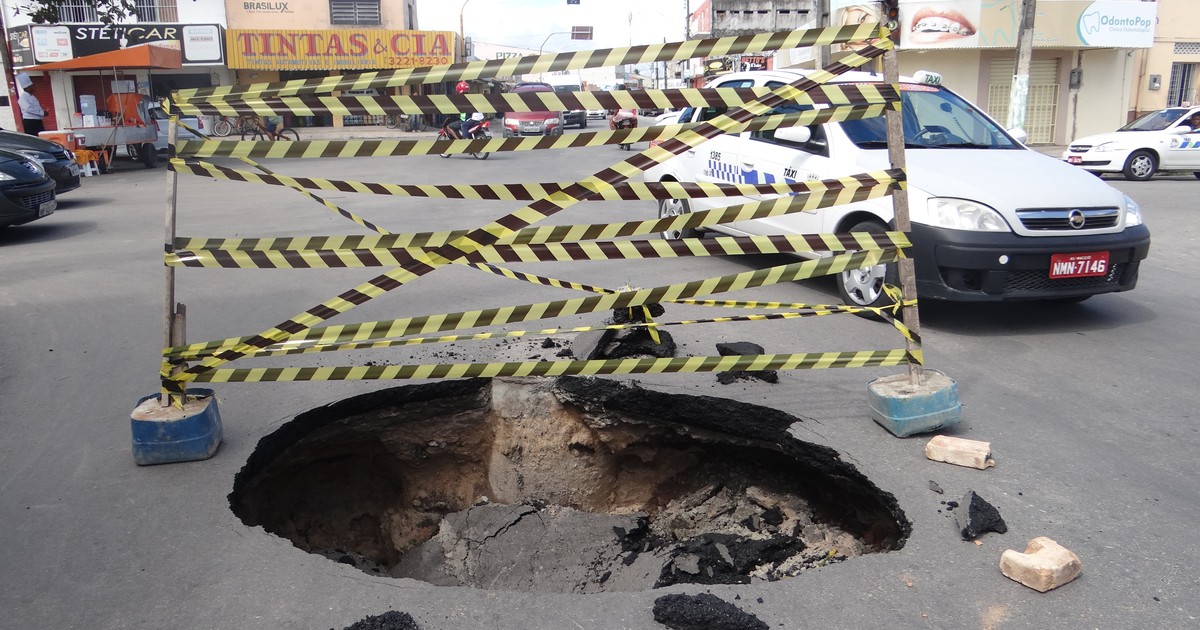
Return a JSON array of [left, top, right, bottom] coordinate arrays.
[[925, 197, 1010, 231], [546, 117, 560, 125], [1094, 141, 1120, 152], [1123, 194, 1144, 227], [17, 149, 55, 164], [504, 118, 518, 126]]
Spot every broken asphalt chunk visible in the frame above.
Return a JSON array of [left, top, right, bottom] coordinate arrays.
[[954, 490, 1007, 540], [652, 592, 769, 630]]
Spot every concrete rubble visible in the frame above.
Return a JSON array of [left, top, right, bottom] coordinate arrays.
[[1000, 537, 1083, 592]]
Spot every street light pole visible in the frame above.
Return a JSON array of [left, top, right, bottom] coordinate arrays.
[[539, 32, 570, 54], [458, 0, 474, 59]]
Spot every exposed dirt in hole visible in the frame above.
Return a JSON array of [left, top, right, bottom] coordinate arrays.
[[230, 377, 909, 593]]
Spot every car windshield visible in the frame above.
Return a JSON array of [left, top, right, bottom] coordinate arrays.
[[1118, 108, 1190, 131], [839, 84, 1020, 149]]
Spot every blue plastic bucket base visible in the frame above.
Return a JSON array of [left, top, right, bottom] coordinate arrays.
[[130, 388, 223, 466], [867, 370, 961, 438]]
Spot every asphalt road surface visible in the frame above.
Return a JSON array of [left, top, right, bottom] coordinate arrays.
[[1, 143, 1197, 629]]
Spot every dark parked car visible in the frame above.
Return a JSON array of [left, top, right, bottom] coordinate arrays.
[[552, 84, 587, 129], [0, 130, 80, 194], [0, 148, 58, 228]]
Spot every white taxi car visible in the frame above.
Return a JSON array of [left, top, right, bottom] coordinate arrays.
[[1062, 107, 1200, 181], [645, 69, 1151, 307]]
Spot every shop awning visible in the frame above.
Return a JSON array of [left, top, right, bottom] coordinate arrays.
[[30, 43, 182, 72]]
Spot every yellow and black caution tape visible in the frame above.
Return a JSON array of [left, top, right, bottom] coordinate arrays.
[[164, 247, 899, 365], [173, 102, 897, 159], [166, 41, 893, 390], [167, 350, 916, 391], [168, 174, 904, 257], [159, 32, 917, 402], [166, 232, 910, 269], [171, 24, 885, 102], [171, 159, 891, 202], [169, 301, 917, 361], [170, 84, 899, 117]]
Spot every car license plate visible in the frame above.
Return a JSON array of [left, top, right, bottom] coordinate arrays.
[[1049, 251, 1109, 279], [1066, 155, 1082, 165], [69, 163, 80, 176], [37, 200, 56, 217]]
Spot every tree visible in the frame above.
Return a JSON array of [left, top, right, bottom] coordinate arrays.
[[13, 0, 139, 25]]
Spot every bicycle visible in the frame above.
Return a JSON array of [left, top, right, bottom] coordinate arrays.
[[240, 117, 299, 142], [213, 115, 256, 137]]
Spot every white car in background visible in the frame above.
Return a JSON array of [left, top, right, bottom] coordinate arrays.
[[1062, 107, 1200, 181], [644, 69, 1151, 307]]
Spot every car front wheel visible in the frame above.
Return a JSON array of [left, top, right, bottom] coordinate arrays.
[[658, 196, 702, 240], [1122, 150, 1157, 181], [837, 220, 899, 309]]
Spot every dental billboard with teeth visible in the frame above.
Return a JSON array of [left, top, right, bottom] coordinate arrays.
[[897, 0, 1156, 49]]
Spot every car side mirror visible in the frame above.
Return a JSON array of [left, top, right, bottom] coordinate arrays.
[[773, 126, 812, 144], [1007, 128, 1028, 144]]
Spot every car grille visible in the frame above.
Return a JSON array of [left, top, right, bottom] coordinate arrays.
[[16, 189, 54, 211], [1068, 144, 1092, 152], [1015, 207, 1120, 230], [1003, 263, 1126, 292], [50, 149, 69, 161]]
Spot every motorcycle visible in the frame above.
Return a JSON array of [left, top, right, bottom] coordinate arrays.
[[438, 117, 492, 160], [610, 109, 638, 150]]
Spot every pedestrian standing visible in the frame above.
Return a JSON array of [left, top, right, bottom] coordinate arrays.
[[16, 73, 46, 136]]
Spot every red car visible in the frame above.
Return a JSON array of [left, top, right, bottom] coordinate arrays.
[[502, 82, 563, 137]]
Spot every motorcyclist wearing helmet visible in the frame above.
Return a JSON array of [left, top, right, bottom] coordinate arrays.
[[449, 80, 485, 139]]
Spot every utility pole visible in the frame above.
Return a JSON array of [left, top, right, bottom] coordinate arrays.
[[1007, 0, 1037, 132], [0, 11, 26, 132], [815, 0, 830, 69]]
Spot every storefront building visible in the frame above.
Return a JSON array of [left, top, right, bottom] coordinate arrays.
[[2, 0, 231, 131], [886, 0, 1157, 144], [224, 0, 455, 127], [749, 0, 1159, 146], [1128, 0, 1195, 120]]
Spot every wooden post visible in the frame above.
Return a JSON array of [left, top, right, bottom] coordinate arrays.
[[161, 118, 183, 406], [882, 49, 924, 386]]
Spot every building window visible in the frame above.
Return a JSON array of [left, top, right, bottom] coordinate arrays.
[[57, 0, 98, 22], [331, 0, 382, 25], [135, 0, 179, 22]]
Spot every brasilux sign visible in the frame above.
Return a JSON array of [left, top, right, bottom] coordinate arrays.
[[226, 29, 456, 70]]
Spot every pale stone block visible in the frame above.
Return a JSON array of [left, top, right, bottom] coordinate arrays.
[[1000, 537, 1082, 592], [925, 435, 995, 470]]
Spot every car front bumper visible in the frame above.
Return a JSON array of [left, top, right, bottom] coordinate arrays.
[[909, 223, 1151, 302], [0, 178, 57, 227], [1060, 148, 1133, 173], [46, 160, 81, 194]]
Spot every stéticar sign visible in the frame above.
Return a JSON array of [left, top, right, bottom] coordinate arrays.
[[14, 23, 226, 66], [225, 29, 456, 70]]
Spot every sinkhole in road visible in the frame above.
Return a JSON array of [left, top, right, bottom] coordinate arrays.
[[229, 377, 909, 593]]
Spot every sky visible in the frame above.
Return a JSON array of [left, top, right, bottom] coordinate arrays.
[[416, 0, 691, 53]]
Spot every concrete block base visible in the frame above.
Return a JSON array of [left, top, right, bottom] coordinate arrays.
[[1000, 537, 1082, 592], [130, 389, 223, 466], [867, 369, 961, 437]]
